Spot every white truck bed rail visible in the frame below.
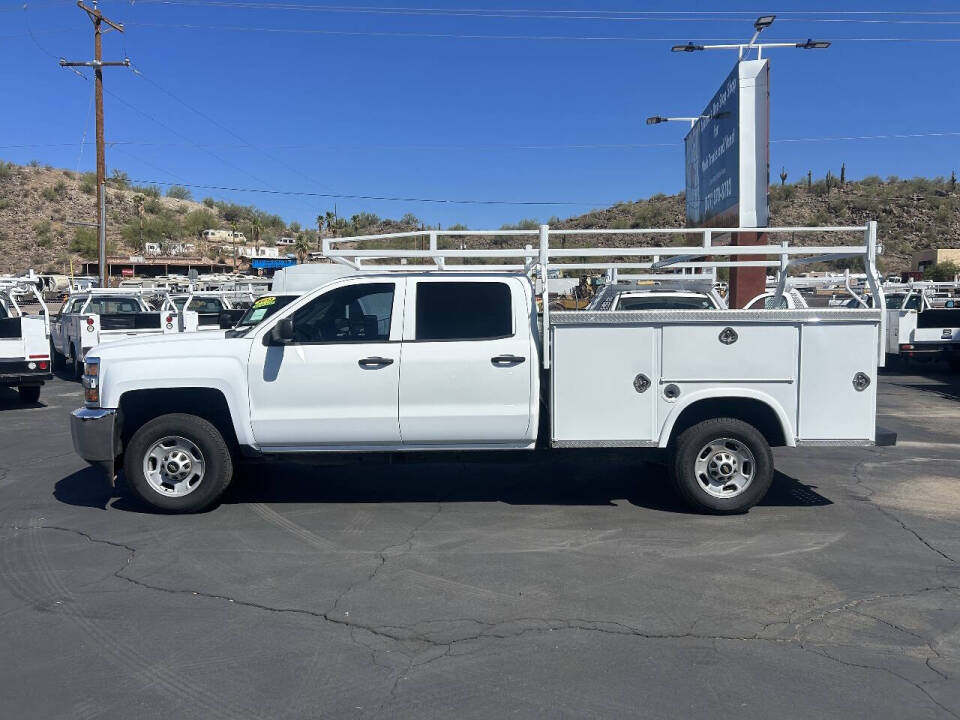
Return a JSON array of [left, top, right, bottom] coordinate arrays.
[[322, 222, 884, 368]]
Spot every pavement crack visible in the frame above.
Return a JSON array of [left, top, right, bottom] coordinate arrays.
[[801, 644, 959, 720], [851, 461, 957, 564], [330, 502, 443, 616]]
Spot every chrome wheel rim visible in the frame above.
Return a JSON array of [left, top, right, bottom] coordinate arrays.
[[693, 437, 755, 499], [143, 436, 205, 497]]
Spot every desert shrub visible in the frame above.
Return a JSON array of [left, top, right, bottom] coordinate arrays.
[[132, 184, 161, 198], [69, 227, 98, 256], [109, 169, 130, 189], [925, 261, 959, 282], [166, 185, 192, 201], [79, 172, 96, 195]]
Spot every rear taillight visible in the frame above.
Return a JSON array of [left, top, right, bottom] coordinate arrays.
[[166, 315, 173, 323], [86, 317, 94, 326], [38, 361, 48, 370], [900, 344, 914, 351]]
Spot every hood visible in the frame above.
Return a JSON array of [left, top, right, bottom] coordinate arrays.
[[87, 330, 251, 361]]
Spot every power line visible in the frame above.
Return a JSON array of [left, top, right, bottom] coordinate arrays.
[[127, 61, 340, 199], [124, 178, 608, 206], [127, 2, 960, 23], [5, 130, 960, 152], [123, 23, 960, 42]]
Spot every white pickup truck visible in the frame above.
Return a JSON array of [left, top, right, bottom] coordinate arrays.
[[0, 282, 52, 403], [71, 223, 895, 515], [50, 289, 181, 378], [845, 287, 960, 370]]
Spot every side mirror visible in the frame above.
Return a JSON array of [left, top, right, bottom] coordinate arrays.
[[266, 317, 294, 345]]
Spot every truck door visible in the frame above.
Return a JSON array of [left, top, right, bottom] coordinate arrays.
[[246, 279, 404, 448], [399, 278, 536, 445]]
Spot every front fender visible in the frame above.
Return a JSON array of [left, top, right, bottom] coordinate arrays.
[[100, 355, 254, 446], [657, 386, 796, 448]]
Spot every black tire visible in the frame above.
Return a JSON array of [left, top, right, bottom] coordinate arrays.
[[123, 413, 233, 513], [671, 418, 774, 514], [50, 340, 65, 371], [17, 385, 41, 403], [70, 345, 82, 380]]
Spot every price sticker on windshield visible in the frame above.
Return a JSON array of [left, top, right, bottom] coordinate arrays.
[[253, 296, 276, 309]]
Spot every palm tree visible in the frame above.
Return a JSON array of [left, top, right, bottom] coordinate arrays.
[[294, 234, 312, 263], [325, 211, 337, 237], [316, 214, 325, 251]]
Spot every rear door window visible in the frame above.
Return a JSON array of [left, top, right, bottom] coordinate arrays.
[[415, 282, 513, 341]]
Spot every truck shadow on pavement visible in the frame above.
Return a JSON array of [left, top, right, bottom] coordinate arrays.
[[54, 455, 832, 515]]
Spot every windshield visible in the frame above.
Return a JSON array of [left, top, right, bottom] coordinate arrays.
[[616, 295, 714, 310], [237, 295, 297, 327], [0, 299, 9, 319]]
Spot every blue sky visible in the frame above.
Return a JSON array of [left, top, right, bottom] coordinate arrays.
[[2, 0, 959, 229]]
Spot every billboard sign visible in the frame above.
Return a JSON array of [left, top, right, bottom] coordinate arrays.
[[685, 59, 769, 228]]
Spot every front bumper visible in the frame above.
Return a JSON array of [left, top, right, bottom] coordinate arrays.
[[70, 407, 119, 484]]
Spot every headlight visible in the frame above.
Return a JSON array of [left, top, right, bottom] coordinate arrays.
[[82, 358, 100, 406]]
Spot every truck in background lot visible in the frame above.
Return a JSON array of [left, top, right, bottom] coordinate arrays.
[[0, 281, 52, 403], [71, 222, 894, 515], [883, 288, 960, 369], [50, 289, 181, 378]]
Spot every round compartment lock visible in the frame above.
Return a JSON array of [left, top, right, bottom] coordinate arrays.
[[633, 373, 651, 393], [852, 372, 871, 392], [663, 383, 681, 400], [718, 327, 738, 345]]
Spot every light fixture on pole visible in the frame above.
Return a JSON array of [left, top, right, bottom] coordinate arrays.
[[670, 15, 829, 60], [646, 112, 731, 128]]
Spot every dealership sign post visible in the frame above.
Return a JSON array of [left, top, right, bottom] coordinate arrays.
[[656, 15, 829, 306], [684, 59, 770, 306]]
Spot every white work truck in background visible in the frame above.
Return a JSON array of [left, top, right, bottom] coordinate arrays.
[[0, 281, 52, 403], [50, 289, 181, 378], [70, 223, 895, 515], [882, 288, 960, 370]]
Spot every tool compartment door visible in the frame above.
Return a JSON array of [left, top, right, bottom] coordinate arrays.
[[798, 322, 878, 441], [551, 324, 657, 444]]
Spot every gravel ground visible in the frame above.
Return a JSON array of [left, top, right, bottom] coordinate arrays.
[[0, 367, 958, 719]]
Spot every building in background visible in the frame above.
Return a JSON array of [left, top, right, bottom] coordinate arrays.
[[912, 248, 960, 272]]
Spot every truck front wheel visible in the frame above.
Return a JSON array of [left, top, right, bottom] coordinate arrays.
[[123, 413, 233, 513], [671, 418, 773, 514]]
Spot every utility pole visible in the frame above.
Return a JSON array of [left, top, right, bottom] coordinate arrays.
[[60, 1, 130, 289]]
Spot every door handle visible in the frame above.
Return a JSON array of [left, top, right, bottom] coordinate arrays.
[[358, 356, 394, 368], [491, 354, 526, 366]]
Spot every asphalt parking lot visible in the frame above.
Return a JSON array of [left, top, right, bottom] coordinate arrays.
[[1, 367, 958, 719]]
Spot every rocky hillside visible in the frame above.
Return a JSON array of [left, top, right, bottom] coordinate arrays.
[[1, 160, 957, 274]]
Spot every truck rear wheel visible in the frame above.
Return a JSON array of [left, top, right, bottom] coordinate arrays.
[[123, 413, 233, 513], [50, 340, 65, 371], [671, 418, 773, 514], [18, 385, 41, 403], [69, 345, 81, 380]]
